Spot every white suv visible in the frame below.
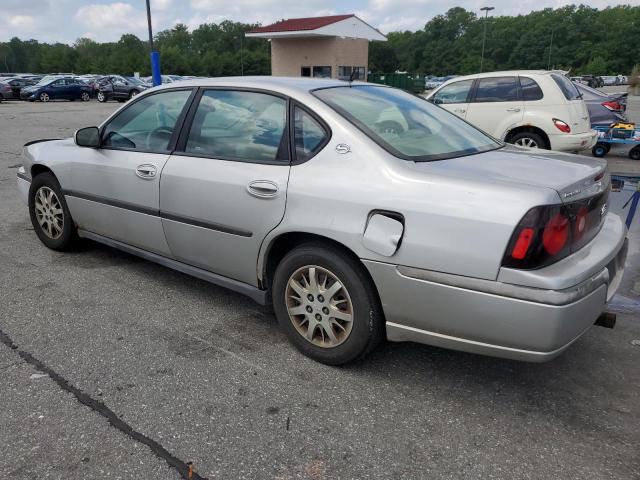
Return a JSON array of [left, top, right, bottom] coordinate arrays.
[[427, 70, 597, 152]]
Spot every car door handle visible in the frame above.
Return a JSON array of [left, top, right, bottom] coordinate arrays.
[[136, 164, 157, 179], [506, 107, 521, 112], [247, 180, 278, 198]]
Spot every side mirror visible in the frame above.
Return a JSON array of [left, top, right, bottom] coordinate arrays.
[[75, 126, 100, 148]]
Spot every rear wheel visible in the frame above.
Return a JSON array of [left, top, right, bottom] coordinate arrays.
[[129, 89, 139, 99], [272, 243, 384, 365], [29, 173, 77, 250], [39, 92, 50, 102], [629, 146, 640, 161], [592, 143, 610, 157], [507, 131, 547, 149], [81, 91, 90, 102]]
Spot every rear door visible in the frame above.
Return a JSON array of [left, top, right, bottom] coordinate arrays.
[[430, 79, 474, 119], [465, 76, 523, 139], [159, 88, 291, 286], [550, 73, 590, 134]]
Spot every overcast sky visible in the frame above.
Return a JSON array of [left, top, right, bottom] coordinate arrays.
[[2, 0, 639, 44]]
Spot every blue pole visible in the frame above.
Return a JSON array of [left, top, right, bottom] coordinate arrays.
[[150, 51, 161, 87], [625, 189, 639, 230]]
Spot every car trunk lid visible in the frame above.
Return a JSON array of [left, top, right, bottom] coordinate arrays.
[[415, 146, 609, 203]]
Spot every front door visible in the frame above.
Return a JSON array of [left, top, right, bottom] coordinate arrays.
[[430, 79, 474, 120], [159, 89, 290, 286], [67, 88, 194, 255]]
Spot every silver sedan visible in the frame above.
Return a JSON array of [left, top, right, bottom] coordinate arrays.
[[16, 77, 628, 365]]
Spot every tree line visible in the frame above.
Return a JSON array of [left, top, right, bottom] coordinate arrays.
[[0, 5, 638, 77]]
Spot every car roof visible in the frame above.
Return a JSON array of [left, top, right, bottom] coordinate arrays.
[[147, 76, 355, 96], [445, 70, 565, 82]]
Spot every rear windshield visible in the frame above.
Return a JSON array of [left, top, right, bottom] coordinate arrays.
[[551, 73, 581, 100], [313, 86, 501, 162]]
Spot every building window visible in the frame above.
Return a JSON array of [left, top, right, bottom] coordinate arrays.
[[301, 67, 311, 77], [338, 66, 365, 81], [313, 66, 332, 78]]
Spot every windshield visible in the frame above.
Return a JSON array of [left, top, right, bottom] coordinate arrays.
[[35, 75, 59, 86], [313, 85, 501, 161]]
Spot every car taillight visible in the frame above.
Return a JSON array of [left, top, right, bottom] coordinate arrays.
[[552, 118, 571, 133], [601, 101, 622, 111], [502, 189, 609, 269]]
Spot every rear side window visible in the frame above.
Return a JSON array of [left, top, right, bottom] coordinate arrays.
[[519, 77, 543, 101], [474, 77, 519, 102], [432, 80, 473, 104], [293, 106, 329, 162], [551, 73, 581, 100]]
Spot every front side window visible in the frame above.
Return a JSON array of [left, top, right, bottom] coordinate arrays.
[[102, 89, 192, 152], [432, 80, 473, 104], [185, 90, 287, 163], [474, 77, 519, 102], [519, 77, 544, 101], [314, 86, 500, 161], [294, 106, 329, 161]]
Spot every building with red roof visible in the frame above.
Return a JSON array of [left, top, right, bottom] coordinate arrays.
[[246, 14, 386, 81]]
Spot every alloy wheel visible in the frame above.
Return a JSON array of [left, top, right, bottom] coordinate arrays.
[[285, 265, 354, 348], [40, 92, 49, 102], [97, 92, 105, 102], [34, 186, 64, 239], [81, 92, 90, 101], [514, 137, 539, 148]]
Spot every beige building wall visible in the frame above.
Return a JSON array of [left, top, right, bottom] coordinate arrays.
[[270, 37, 369, 80]]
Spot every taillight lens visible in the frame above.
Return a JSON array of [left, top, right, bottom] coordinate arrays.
[[502, 189, 609, 269], [601, 101, 622, 111], [542, 213, 569, 255], [552, 118, 571, 133]]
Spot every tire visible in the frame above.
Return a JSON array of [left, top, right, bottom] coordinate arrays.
[[129, 89, 139, 99], [29, 173, 77, 251], [592, 143, 609, 158], [629, 146, 640, 161], [81, 92, 90, 102], [97, 91, 106, 102], [39, 92, 50, 102], [272, 242, 384, 365], [507, 131, 548, 149]]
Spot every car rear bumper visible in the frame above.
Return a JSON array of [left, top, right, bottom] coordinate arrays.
[[363, 219, 627, 362], [549, 130, 598, 151]]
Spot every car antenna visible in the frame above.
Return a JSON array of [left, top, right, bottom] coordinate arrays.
[[349, 68, 358, 85]]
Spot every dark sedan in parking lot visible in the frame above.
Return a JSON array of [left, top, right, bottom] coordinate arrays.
[[20, 77, 92, 102], [96, 75, 150, 102], [0, 77, 39, 100], [573, 82, 627, 126]]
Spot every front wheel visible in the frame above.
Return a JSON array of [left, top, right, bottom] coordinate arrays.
[[39, 92, 50, 102], [81, 92, 91, 102], [129, 89, 139, 99], [97, 91, 106, 102], [29, 173, 77, 250], [272, 243, 384, 365]]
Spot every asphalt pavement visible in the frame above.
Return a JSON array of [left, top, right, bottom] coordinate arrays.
[[1, 98, 639, 480]]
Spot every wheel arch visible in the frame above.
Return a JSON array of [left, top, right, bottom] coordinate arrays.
[[260, 231, 382, 306], [31, 163, 56, 180], [504, 125, 550, 149]]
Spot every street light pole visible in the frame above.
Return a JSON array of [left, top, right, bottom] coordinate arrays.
[[146, 0, 162, 86], [480, 6, 494, 73], [547, 28, 554, 70]]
